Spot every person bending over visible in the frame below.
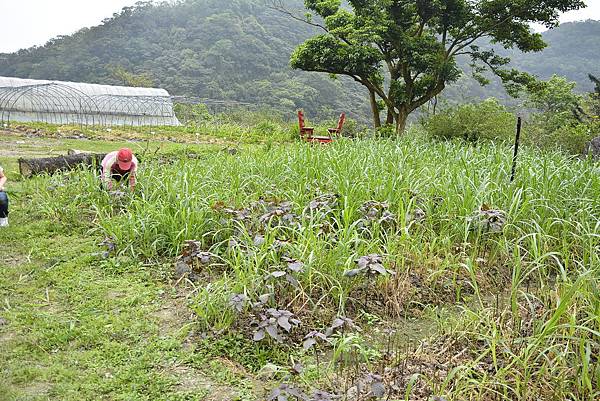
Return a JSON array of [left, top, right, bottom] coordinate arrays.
[[0, 165, 9, 227], [101, 148, 138, 192]]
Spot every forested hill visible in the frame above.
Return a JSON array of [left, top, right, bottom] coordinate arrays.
[[444, 19, 600, 104], [514, 20, 600, 87], [0, 0, 367, 119], [0, 0, 599, 119]]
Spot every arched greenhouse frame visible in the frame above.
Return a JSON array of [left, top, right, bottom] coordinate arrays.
[[0, 76, 180, 127]]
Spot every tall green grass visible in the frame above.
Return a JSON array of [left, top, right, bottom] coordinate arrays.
[[25, 134, 599, 400]]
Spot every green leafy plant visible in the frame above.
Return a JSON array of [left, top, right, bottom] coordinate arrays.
[[425, 99, 515, 142]]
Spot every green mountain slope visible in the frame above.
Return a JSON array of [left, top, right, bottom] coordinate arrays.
[[513, 20, 600, 89], [442, 20, 600, 105], [0, 0, 599, 120], [0, 0, 367, 120]]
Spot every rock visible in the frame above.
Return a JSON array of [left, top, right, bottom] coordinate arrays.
[[583, 136, 600, 161]]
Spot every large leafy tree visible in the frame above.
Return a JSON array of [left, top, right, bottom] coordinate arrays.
[[281, 0, 586, 133]]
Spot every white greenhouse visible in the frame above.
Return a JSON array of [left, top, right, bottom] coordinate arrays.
[[0, 76, 180, 127]]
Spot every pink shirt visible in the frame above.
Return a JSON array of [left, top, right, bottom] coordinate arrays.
[[101, 151, 138, 187]]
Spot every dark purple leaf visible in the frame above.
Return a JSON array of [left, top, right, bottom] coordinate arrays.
[[266, 324, 279, 340], [370, 381, 385, 398], [254, 235, 266, 246], [303, 330, 327, 349], [303, 331, 317, 339], [343, 268, 364, 278], [253, 329, 265, 342], [286, 387, 308, 400], [286, 274, 300, 288], [331, 318, 345, 329], [101, 237, 117, 252], [229, 293, 248, 313], [287, 261, 304, 273], [292, 363, 304, 374], [357, 257, 369, 269], [370, 264, 388, 275], [278, 316, 292, 332], [174, 260, 192, 278], [258, 294, 271, 304], [198, 252, 212, 265], [303, 338, 317, 350], [267, 388, 282, 401], [311, 390, 337, 401]]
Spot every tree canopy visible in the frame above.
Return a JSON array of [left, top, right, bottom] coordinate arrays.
[[287, 0, 586, 132]]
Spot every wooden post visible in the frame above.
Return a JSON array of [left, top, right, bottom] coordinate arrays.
[[510, 116, 522, 183]]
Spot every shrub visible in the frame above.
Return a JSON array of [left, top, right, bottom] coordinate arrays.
[[522, 74, 599, 155], [526, 117, 598, 155], [375, 124, 396, 139], [425, 99, 515, 143]]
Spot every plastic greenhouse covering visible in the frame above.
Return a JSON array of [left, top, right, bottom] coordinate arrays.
[[0, 76, 180, 127]]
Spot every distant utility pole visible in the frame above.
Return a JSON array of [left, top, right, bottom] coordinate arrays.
[[510, 116, 522, 183]]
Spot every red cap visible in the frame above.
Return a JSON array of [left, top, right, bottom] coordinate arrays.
[[117, 148, 133, 170]]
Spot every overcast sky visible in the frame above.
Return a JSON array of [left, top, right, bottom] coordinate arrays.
[[1, 0, 599, 53]]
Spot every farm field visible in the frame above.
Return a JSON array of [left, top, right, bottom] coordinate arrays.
[[0, 126, 599, 401]]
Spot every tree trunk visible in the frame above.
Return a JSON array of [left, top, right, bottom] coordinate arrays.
[[19, 153, 107, 178], [395, 110, 409, 135], [386, 108, 395, 125], [369, 89, 381, 128]]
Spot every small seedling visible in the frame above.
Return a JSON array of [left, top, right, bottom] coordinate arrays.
[[259, 201, 300, 229], [253, 308, 301, 343], [303, 330, 329, 351], [229, 293, 249, 313], [343, 254, 395, 278], [468, 204, 507, 234], [96, 236, 117, 258], [406, 207, 426, 225], [304, 193, 340, 214], [357, 201, 397, 234], [325, 316, 361, 336]]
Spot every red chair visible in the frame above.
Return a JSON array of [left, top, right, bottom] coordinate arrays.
[[297, 110, 346, 144], [298, 110, 317, 141], [328, 113, 346, 136]]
